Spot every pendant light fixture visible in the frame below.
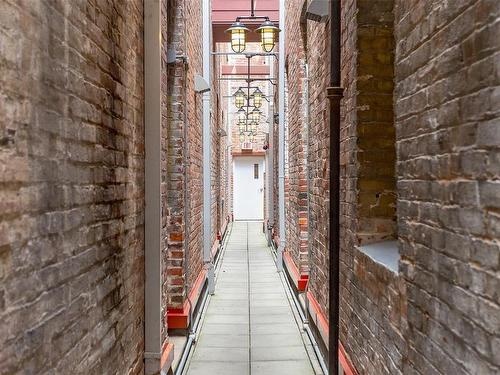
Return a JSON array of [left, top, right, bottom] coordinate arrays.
[[226, 21, 250, 53], [255, 20, 280, 53]]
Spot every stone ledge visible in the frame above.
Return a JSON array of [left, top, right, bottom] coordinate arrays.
[[358, 240, 399, 273]]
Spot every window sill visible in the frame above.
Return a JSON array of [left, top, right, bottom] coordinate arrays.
[[358, 240, 399, 273]]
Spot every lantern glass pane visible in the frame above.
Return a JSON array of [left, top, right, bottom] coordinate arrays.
[[235, 95, 245, 108], [261, 28, 275, 52], [239, 133, 245, 143], [253, 94, 262, 108], [250, 110, 260, 123], [237, 110, 246, 123], [231, 29, 246, 53]]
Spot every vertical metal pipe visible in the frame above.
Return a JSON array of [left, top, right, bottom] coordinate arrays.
[[202, 0, 214, 294], [277, 0, 286, 272], [180, 0, 194, 335], [327, 1, 343, 375], [144, 1, 161, 373]]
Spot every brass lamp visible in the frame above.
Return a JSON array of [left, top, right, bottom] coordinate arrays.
[[255, 20, 280, 53], [233, 88, 246, 109], [237, 108, 247, 124], [252, 87, 263, 108], [226, 21, 249, 53], [249, 108, 261, 123]]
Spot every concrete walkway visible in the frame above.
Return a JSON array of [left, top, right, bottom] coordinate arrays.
[[185, 222, 318, 375]]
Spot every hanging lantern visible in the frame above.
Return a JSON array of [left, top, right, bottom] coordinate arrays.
[[226, 21, 249, 53], [237, 108, 247, 124], [249, 133, 255, 143], [238, 123, 246, 133], [233, 88, 246, 109], [251, 123, 257, 133], [239, 133, 245, 143], [255, 20, 280, 53], [249, 108, 261, 123], [252, 87, 263, 108]]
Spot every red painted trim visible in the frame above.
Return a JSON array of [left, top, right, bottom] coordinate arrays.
[[306, 292, 358, 375], [283, 251, 308, 291], [167, 270, 207, 329], [160, 343, 174, 373]]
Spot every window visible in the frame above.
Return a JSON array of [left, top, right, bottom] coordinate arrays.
[[254, 164, 259, 179]]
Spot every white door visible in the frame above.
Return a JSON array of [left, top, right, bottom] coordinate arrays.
[[233, 157, 264, 220]]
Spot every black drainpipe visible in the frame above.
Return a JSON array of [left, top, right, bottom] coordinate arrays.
[[327, 1, 343, 375]]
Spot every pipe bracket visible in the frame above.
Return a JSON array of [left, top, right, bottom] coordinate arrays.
[[326, 86, 344, 99]]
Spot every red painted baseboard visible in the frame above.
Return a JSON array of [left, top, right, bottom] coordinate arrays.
[[167, 225, 227, 330], [283, 251, 309, 291], [166, 269, 207, 329], [306, 291, 358, 375]]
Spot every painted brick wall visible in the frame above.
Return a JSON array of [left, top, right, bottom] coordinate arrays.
[[0, 0, 145, 373], [395, 0, 500, 373]]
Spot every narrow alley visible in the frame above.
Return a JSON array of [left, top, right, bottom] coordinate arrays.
[[185, 222, 319, 375], [0, 0, 499, 375]]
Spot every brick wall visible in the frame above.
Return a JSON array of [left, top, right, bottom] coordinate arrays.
[[165, 0, 227, 319], [0, 0, 145, 373], [395, 0, 500, 373], [284, 0, 500, 374], [165, 0, 204, 311], [284, 0, 310, 275], [284, 2, 404, 373], [161, 0, 171, 351], [356, 0, 397, 245], [304, 0, 332, 315]]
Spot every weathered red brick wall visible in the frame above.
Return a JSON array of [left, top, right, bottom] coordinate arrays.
[[286, 1, 406, 373], [161, 0, 171, 351], [395, 1, 500, 373], [304, 0, 332, 315], [183, 0, 204, 295], [284, 1, 309, 275], [165, 0, 204, 311], [339, 1, 408, 374], [356, 0, 397, 245], [284, 0, 500, 374], [0, 0, 145, 373]]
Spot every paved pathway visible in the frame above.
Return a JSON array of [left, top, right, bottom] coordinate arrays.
[[185, 222, 317, 375]]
